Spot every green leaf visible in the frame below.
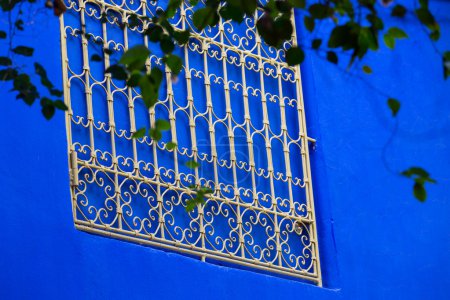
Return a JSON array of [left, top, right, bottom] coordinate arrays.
[[41, 105, 55, 120], [160, 19, 175, 36], [288, 0, 305, 9], [127, 14, 140, 29], [226, 0, 257, 15], [0, 68, 18, 81], [185, 197, 204, 212], [312, 39, 322, 50], [359, 27, 378, 52], [100, 12, 108, 23], [384, 28, 407, 50], [53, 100, 68, 111], [362, 65, 372, 74], [103, 48, 114, 55], [0, 56, 12, 66], [15, 19, 24, 31], [198, 186, 213, 194], [166, 141, 177, 150], [139, 74, 157, 108], [415, 8, 438, 31], [383, 34, 395, 49], [328, 25, 350, 48], [165, 0, 182, 18], [419, 0, 429, 8], [0, 30, 6, 39], [388, 27, 408, 39], [309, 4, 333, 20], [12, 46, 34, 57], [413, 182, 426, 202], [149, 128, 162, 141], [119, 45, 150, 71], [185, 185, 213, 212], [150, 67, 163, 89], [12, 72, 39, 105], [326, 51, 338, 64], [430, 30, 440, 41], [0, 0, 21, 11], [106, 64, 128, 80], [304, 16, 315, 32], [132, 127, 146, 138], [219, 4, 245, 23], [387, 98, 400, 116], [160, 35, 175, 54], [164, 54, 183, 74], [257, 14, 293, 47], [155, 119, 170, 131], [127, 71, 141, 87], [425, 177, 437, 184], [91, 54, 102, 62], [173, 30, 190, 45], [366, 14, 384, 30], [443, 52, 450, 61], [13, 73, 31, 89], [391, 5, 407, 17], [401, 166, 436, 202], [139, 67, 163, 108], [146, 25, 164, 42], [50, 88, 64, 97], [185, 160, 199, 169], [40, 98, 55, 120], [285, 47, 304, 66], [34, 62, 54, 90], [193, 7, 219, 30], [401, 167, 430, 178]]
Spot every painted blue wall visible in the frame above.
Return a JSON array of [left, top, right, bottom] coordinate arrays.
[[0, 1, 449, 299]]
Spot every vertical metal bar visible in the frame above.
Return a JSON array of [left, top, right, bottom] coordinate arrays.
[[240, 52, 258, 206], [202, 41, 220, 193], [291, 12, 322, 286], [180, 3, 205, 253], [59, 13, 77, 223], [104, 5, 121, 230], [254, 14, 281, 266], [276, 64, 295, 213], [218, 18, 245, 258], [78, 0, 95, 161]]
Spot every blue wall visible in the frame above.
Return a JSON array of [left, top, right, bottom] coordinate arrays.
[[0, 1, 449, 299]]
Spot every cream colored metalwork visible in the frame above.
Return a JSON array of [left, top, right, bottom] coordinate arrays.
[[60, 0, 321, 285]]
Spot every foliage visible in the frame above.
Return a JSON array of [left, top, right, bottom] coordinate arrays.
[[401, 167, 437, 202], [0, 0, 67, 119], [1, 0, 447, 207], [186, 185, 214, 212]]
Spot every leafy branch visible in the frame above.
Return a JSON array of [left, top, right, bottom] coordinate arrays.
[[0, 0, 67, 119], [1, 0, 447, 204]]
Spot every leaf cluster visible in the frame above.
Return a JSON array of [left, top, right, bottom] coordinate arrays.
[[0, 29, 67, 119], [185, 185, 213, 212], [401, 167, 436, 202], [1, 0, 445, 203]]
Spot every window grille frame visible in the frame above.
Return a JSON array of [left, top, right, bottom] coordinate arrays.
[[60, 0, 322, 285]]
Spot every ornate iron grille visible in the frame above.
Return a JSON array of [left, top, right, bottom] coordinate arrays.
[[60, 0, 322, 284]]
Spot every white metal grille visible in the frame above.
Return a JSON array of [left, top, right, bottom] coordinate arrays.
[[60, 0, 321, 284]]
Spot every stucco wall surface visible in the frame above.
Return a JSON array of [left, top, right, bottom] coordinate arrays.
[[0, 1, 449, 299]]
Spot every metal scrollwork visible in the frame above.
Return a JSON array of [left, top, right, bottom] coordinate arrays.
[[61, 0, 321, 285]]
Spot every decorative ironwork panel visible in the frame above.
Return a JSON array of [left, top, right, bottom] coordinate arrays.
[[60, 0, 321, 284]]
